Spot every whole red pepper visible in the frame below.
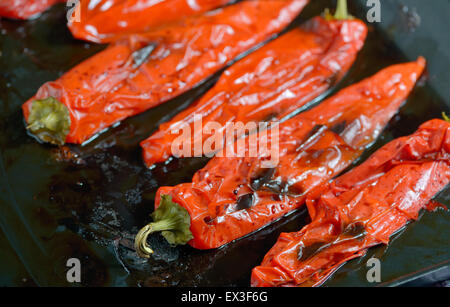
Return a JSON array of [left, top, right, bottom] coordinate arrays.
[[141, 14, 368, 168], [0, 0, 66, 19], [251, 118, 450, 287], [68, 0, 233, 43], [22, 0, 308, 145], [134, 58, 426, 256]]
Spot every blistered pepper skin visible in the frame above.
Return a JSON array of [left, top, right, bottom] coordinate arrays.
[[155, 58, 426, 250], [141, 17, 368, 168], [22, 0, 309, 145], [68, 0, 233, 43], [251, 118, 450, 287], [0, 0, 65, 19]]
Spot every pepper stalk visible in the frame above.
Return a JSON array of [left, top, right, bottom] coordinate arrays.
[[324, 0, 351, 21], [26, 97, 71, 145], [134, 195, 193, 258]]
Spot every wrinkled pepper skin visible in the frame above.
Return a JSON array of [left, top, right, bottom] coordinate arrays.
[[69, 0, 233, 43], [251, 118, 450, 287], [141, 16, 368, 167], [155, 58, 426, 250], [0, 0, 65, 19], [22, 0, 309, 145]]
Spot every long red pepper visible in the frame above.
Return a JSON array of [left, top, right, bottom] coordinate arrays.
[[22, 0, 308, 145], [0, 0, 65, 19], [68, 0, 233, 43], [251, 119, 450, 287], [134, 58, 426, 255], [141, 14, 368, 168]]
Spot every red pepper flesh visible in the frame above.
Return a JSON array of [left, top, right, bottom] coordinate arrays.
[[154, 58, 426, 250], [68, 0, 233, 43], [251, 118, 449, 287], [22, 0, 309, 145], [141, 16, 368, 168], [0, 0, 65, 19]]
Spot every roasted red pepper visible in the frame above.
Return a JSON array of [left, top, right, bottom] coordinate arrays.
[[134, 58, 426, 255], [0, 0, 65, 19], [68, 0, 233, 43], [251, 118, 450, 287], [22, 0, 308, 145], [141, 13, 368, 167]]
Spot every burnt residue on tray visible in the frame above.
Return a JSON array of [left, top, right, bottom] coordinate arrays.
[[0, 1, 449, 286]]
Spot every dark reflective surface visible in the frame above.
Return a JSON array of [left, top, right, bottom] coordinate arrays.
[[0, 1, 448, 286]]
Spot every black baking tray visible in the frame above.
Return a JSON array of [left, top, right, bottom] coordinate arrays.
[[0, 0, 449, 286]]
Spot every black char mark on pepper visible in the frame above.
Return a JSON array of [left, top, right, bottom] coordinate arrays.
[[250, 168, 290, 196], [297, 222, 367, 261], [330, 120, 348, 135], [298, 242, 328, 261], [236, 193, 255, 210], [250, 168, 276, 191], [296, 124, 328, 152]]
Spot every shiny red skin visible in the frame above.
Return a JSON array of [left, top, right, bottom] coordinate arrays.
[[155, 58, 426, 250], [69, 0, 233, 43], [22, 0, 309, 144], [251, 119, 450, 287], [0, 0, 65, 19], [141, 17, 368, 167]]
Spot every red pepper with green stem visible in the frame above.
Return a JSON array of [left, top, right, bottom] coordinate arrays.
[[0, 0, 66, 20], [141, 3, 367, 168], [68, 0, 234, 43], [251, 118, 450, 287], [134, 58, 426, 255], [22, 0, 309, 145]]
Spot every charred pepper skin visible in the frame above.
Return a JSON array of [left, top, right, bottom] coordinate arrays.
[[22, 0, 309, 145], [68, 0, 233, 43], [251, 119, 450, 287], [141, 16, 368, 168], [0, 0, 65, 19], [142, 58, 426, 251]]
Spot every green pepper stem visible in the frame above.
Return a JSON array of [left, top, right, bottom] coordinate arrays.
[[443, 112, 450, 122], [134, 219, 177, 258], [26, 97, 71, 145], [27, 112, 59, 130], [334, 0, 349, 20], [324, 0, 350, 21], [134, 195, 193, 258]]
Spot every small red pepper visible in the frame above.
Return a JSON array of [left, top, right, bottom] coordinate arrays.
[[134, 58, 426, 256], [22, 0, 309, 145], [141, 14, 368, 167], [68, 0, 233, 43], [251, 118, 450, 287], [0, 0, 65, 19]]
